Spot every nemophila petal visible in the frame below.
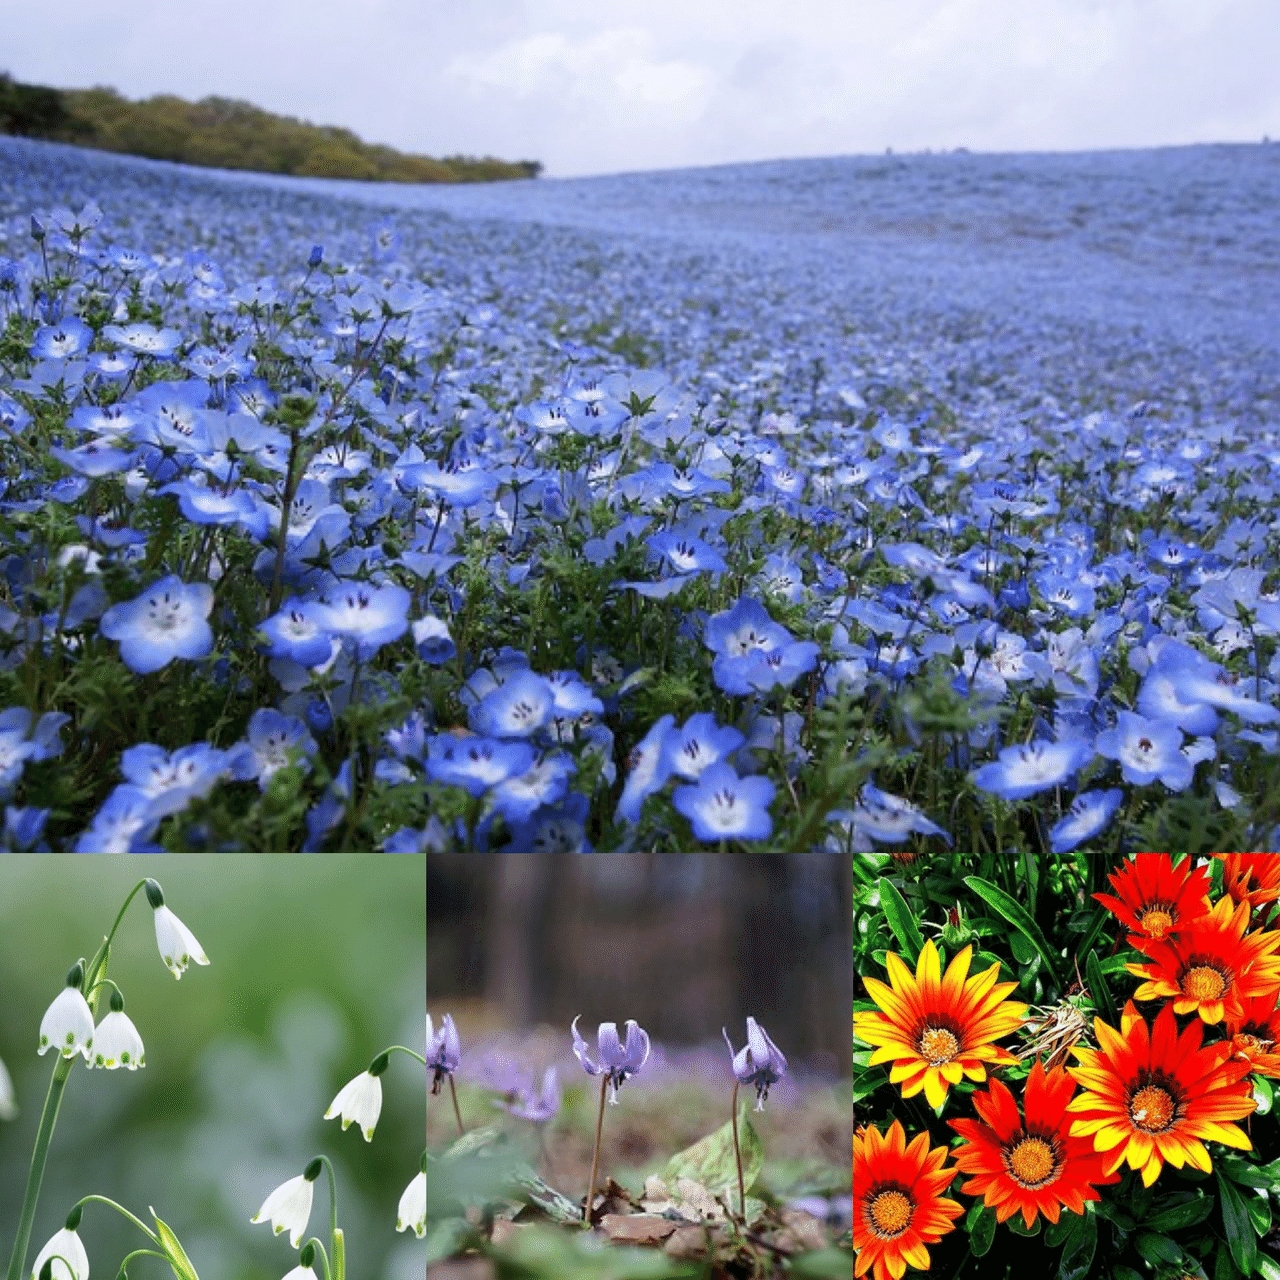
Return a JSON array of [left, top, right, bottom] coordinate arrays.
[[704, 597, 792, 657], [615, 714, 676, 824], [840, 783, 952, 847], [488, 753, 574, 824], [48, 439, 135, 477], [399, 460, 495, 507], [425, 734, 535, 795], [1096, 711, 1193, 790], [102, 322, 182, 358], [672, 761, 774, 843], [1048, 788, 1124, 853], [259, 599, 335, 667], [314, 582, 410, 659], [666, 712, 745, 781], [120, 742, 228, 818], [972, 736, 1094, 801], [100, 576, 214, 674], [646, 529, 728, 575], [228, 708, 316, 790], [73, 784, 163, 853], [412, 614, 456, 664], [32, 318, 92, 360]]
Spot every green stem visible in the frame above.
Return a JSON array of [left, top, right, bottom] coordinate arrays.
[[315, 1155, 340, 1280], [583, 1075, 608, 1225], [306, 1238, 333, 1280], [72, 1195, 160, 1245], [383, 1045, 427, 1066]]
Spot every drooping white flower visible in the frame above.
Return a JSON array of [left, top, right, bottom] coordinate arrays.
[[251, 1168, 317, 1249], [396, 1171, 426, 1238], [323, 1063, 383, 1141], [38, 976, 94, 1061], [279, 1267, 318, 1280], [145, 880, 209, 979], [90, 994, 146, 1069], [30, 1226, 89, 1280], [0, 1054, 17, 1120]]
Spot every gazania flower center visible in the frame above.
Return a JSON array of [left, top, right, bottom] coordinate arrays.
[[1130, 1084, 1177, 1133], [1139, 904, 1175, 938], [1005, 1135, 1060, 1189], [867, 1187, 913, 1238], [1182, 964, 1227, 1001], [917, 1024, 961, 1065]]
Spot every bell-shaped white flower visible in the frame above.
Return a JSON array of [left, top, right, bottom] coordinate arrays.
[[396, 1170, 426, 1238], [152, 904, 209, 980], [90, 992, 145, 1070], [251, 1166, 317, 1249], [30, 1226, 89, 1280], [38, 974, 95, 1062], [0, 1054, 17, 1120], [323, 1062, 383, 1141], [280, 1267, 318, 1280]]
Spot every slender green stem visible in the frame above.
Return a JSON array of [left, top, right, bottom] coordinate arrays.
[[306, 1239, 333, 1280], [73, 1196, 160, 1245], [583, 1076, 608, 1225], [448, 1074, 464, 1136], [315, 1154, 340, 1279], [5, 1055, 75, 1280], [383, 1045, 427, 1066], [730, 1080, 746, 1222]]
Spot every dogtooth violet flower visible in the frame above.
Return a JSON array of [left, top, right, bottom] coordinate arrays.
[[853, 1120, 962, 1280], [145, 878, 210, 979], [428, 1012, 460, 1094], [1066, 999, 1256, 1187], [496, 1066, 561, 1123], [572, 1015, 650, 1104], [38, 964, 94, 1061], [324, 1053, 387, 1141], [853, 940, 1028, 1109], [251, 1158, 321, 1249], [723, 1017, 787, 1110], [947, 1058, 1121, 1229]]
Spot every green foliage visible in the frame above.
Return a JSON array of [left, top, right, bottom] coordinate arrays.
[[662, 1112, 763, 1198], [0, 74, 542, 183]]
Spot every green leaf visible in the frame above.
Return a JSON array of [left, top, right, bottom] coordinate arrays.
[[1110, 1268, 1144, 1280], [664, 1110, 762, 1196], [1246, 1188, 1272, 1238], [1219, 1155, 1280, 1190], [966, 1201, 996, 1257], [1142, 1193, 1214, 1232], [876, 877, 924, 963], [1134, 1232, 1182, 1265], [1044, 1212, 1077, 1248], [1218, 1168, 1259, 1276], [963, 876, 1062, 985], [148, 1207, 199, 1280], [1213, 1242, 1241, 1280], [1256, 1255, 1280, 1280], [1254, 1074, 1274, 1117], [1006, 1214, 1040, 1237], [1085, 949, 1117, 1026], [1009, 932, 1038, 965], [1058, 1210, 1096, 1280]]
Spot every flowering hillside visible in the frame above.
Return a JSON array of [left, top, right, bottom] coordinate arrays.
[[0, 136, 1277, 851]]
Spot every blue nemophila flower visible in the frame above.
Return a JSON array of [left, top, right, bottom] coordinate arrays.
[[3, 805, 50, 852], [723, 1016, 788, 1110], [716, 639, 822, 696], [473, 669, 555, 738], [615, 714, 676, 824], [971, 736, 1094, 801], [31, 317, 92, 361], [412, 615, 456, 664], [120, 742, 229, 818], [572, 1016, 650, 1104], [646, 529, 728, 576], [672, 762, 775, 843], [425, 735, 535, 796], [73, 784, 163, 853], [488, 752, 575, 825], [228, 708, 317, 790], [704, 597, 792, 658], [836, 783, 952, 847], [429, 1012, 461, 1094], [1096, 711, 1194, 790], [315, 582, 411, 660], [100, 576, 214, 674], [102, 322, 182, 358], [399, 460, 496, 507], [1138, 636, 1280, 730], [666, 712, 745, 781], [48, 438, 135, 478], [1048, 788, 1124, 853], [159, 478, 272, 540], [259, 598, 335, 667]]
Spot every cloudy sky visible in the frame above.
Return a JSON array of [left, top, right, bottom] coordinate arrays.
[[3, 0, 1277, 177]]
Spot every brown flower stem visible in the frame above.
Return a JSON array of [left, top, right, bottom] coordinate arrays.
[[584, 1075, 608, 1225], [731, 1079, 745, 1221], [448, 1073, 464, 1137]]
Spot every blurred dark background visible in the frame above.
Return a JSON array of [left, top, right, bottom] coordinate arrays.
[[428, 853, 851, 1069], [0, 856, 424, 1280]]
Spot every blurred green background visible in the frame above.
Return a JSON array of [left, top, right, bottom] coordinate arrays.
[[0, 856, 425, 1280]]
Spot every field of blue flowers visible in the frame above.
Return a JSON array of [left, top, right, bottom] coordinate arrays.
[[1, 136, 1278, 851]]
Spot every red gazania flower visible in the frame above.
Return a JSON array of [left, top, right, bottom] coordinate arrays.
[[1093, 852, 1212, 946], [949, 1059, 1122, 1228], [1225, 993, 1280, 1079], [854, 1120, 963, 1280], [1066, 999, 1256, 1187], [1126, 894, 1280, 1024], [853, 939, 1029, 1109], [1217, 854, 1280, 912]]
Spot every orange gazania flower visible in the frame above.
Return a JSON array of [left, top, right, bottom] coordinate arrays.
[[1066, 999, 1256, 1187], [1126, 894, 1280, 1024], [854, 1120, 963, 1280], [854, 939, 1029, 1109], [1225, 993, 1280, 1078], [1217, 854, 1280, 912], [948, 1059, 1121, 1228], [1093, 852, 1212, 946]]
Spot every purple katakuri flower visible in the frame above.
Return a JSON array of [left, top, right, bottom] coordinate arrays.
[[723, 1016, 788, 1110], [428, 1012, 461, 1095], [572, 1015, 650, 1104]]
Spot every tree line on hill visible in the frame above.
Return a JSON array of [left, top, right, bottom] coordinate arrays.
[[0, 73, 542, 183]]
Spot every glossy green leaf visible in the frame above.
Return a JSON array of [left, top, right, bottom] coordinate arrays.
[[966, 1201, 996, 1257], [1006, 1213, 1040, 1237], [1253, 1074, 1274, 1117], [1142, 1193, 1214, 1232], [876, 877, 923, 963], [1058, 1211, 1096, 1280], [1256, 1254, 1280, 1280], [964, 876, 1062, 985], [1110, 1268, 1143, 1280], [1217, 1168, 1258, 1276], [1085, 949, 1117, 1026], [1246, 1187, 1272, 1238], [1218, 1155, 1280, 1190], [1213, 1242, 1241, 1280], [1134, 1232, 1181, 1265], [664, 1110, 762, 1196], [149, 1207, 199, 1280]]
